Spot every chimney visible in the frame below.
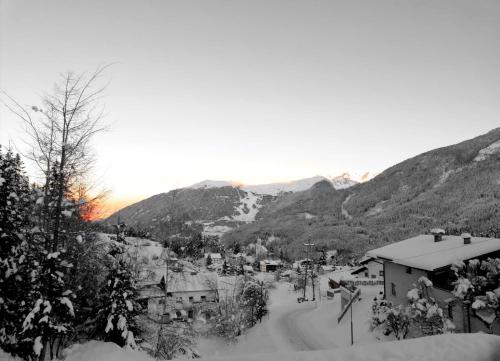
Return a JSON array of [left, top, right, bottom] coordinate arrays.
[[430, 228, 445, 242], [461, 233, 472, 245]]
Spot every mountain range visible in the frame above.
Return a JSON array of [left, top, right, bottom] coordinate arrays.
[[189, 174, 360, 195], [106, 128, 500, 258]]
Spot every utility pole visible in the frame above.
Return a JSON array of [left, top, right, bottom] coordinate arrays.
[[303, 242, 314, 300], [155, 246, 170, 359], [350, 292, 354, 345]]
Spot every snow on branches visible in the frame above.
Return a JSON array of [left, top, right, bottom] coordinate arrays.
[[371, 277, 454, 340]]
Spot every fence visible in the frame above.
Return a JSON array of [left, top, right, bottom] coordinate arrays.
[[344, 279, 384, 287]]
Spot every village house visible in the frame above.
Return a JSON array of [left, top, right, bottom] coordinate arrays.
[[137, 271, 218, 322], [350, 255, 384, 279], [292, 259, 313, 271], [204, 252, 223, 264], [367, 230, 500, 333], [259, 259, 281, 272]]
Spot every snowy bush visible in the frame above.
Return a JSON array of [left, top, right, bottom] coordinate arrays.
[[371, 277, 454, 340], [451, 257, 500, 329], [407, 277, 454, 336], [370, 296, 410, 340]]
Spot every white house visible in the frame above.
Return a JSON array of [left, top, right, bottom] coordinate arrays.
[[350, 255, 384, 279], [367, 231, 500, 333]]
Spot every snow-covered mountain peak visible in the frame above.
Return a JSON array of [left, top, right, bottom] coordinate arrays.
[[189, 180, 243, 189], [187, 174, 364, 195]]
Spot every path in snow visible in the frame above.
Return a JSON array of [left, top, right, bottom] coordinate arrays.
[[341, 194, 354, 220], [197, 282, 382, 358]]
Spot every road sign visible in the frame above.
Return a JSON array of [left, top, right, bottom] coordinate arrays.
[[337, 287, 360, 323]]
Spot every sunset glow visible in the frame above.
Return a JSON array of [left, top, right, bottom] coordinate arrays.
[[2, 0, 500, 217]]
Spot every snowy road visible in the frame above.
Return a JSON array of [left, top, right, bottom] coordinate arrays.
[[198, 282, 383, 358], [277, 302, 330, 351]]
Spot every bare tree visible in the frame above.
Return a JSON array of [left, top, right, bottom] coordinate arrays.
[[1, 66, 110, 250]]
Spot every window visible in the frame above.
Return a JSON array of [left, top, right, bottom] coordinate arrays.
[[391, 282, 396, 296], [201, 295, 207, 301], [364, 271, 369, 277], [379, 270, 384, 277], [447, 304, 454, 320], [166, 292, 172, 297], [189, 296, 194, 302], [371, 274, 376, 279], [406, 266, 412, 274]]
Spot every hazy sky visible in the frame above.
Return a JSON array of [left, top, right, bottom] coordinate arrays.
[[1, 0, 500, 213]]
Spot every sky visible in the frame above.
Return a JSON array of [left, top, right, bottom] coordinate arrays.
[[1, 0, 500, 215]]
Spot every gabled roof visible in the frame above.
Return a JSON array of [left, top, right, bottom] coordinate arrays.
[[260, 259, 281, 265], [168, 272, 218, 292], [367, 235, 500, 271], [359, 255, 381, 265], [351, 266, 368, 275]]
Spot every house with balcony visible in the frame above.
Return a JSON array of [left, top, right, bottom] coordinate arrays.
[[367, 230, 500, 333]]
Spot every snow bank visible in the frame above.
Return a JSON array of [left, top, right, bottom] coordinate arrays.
[[0, 349, 18, 361], [63, 341, 154, 361], [200, 334, 500, 361]]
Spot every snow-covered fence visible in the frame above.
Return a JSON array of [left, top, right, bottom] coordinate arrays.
[[344, 279, 384, 287]]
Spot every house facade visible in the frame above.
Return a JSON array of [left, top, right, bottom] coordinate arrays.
[[259, 259, 281, 272], [367, 231, 500, 333], [351, 256, 384, 279], [137, 271, 218, 322]]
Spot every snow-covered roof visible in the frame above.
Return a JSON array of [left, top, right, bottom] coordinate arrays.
[[350, 266, 368, 275], [367, 235, 500, 271], [204, 253, 222, 259], [260, 259, 281, 265], [167, 272, 217, 293], [358, 255, 378, 265]]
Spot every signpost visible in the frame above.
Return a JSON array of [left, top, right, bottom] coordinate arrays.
[[337, 287, 361, 345]]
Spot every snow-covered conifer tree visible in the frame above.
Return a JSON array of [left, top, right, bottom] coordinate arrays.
[[0, 147, 38, 358], [98, 244, 138, 348]]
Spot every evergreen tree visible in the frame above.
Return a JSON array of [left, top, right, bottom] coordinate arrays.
[[21, 250, 76, 360], [98, 244, 138, 348], [0, 147, 39, 359]]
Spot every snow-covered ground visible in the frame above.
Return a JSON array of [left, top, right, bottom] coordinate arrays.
[[231, 191, 261, 223], [4, 278, 499, 361], [198, 333, 500, 361], [474, 140, 500, 162], [197, 282, 382, 357], [341, 194, 354, 220]]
